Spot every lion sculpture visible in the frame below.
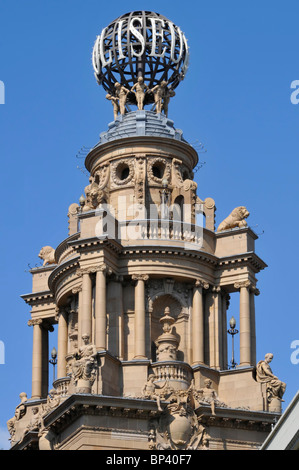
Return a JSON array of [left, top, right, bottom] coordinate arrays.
[[217, 206, 250, 232], [38, 246, 56, 266]]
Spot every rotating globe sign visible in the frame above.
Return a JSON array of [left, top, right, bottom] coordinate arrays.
[[92, 11, 189, 110]]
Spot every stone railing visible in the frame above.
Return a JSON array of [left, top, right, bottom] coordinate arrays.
[[151, 361, 193, 391], [53, 376, 72, 397]]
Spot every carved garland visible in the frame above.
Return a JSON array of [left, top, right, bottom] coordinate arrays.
[[148, 157, 171, 184], [111, 159, 135, 186]]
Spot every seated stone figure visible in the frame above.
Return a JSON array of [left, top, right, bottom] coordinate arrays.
[[72, 334, 98, 385], [255, 353, 286, 402]]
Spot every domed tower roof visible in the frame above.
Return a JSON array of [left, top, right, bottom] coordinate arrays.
[[95, 110, 188, 147]]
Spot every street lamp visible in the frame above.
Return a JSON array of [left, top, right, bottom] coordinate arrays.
[[227, 316, 239, 369], [49, 347, 57, 384]]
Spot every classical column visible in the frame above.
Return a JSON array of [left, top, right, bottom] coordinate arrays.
[[250, 286, 259, 366], [72, 285, 82, 348], [95, 265, 107, 350], [78, 268, 93, 342], [132, 274, 149, 359], [235, 281, 252, 367], [28, 318, 43, 399], [192, 279, 209, 365], [57, 308, 68, 379]]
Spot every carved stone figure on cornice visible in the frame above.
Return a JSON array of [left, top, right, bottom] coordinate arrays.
[[71, 334, 98, 391], [192, 379, 227, 415], [38, 246, 56, 267], [42, 388, 61, 415], [14, 392, 27, 421], [254, 353, 286, 403], [142, 375, 163, 412], [217, 206, 250, 232], [19, 407, 42, 443], [83, 176, 106, 212]]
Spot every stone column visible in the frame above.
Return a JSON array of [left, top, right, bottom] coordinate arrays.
[[235, 281, 251, 367], [57, 308, 68, 379], [132, 274, 149, 359], [28, 318, 43, 399], [95, 265, 107, 350], [192, 279, 209, 365], [250, 286, 259, 366], [78, 268, 93, 343], [72, 285, 82, 348]]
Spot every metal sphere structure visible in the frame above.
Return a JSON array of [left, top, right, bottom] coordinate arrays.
[[92, 11, 190, 106]]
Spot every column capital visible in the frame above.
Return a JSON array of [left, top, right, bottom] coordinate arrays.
[[234, 280, 253, 290], [28, 318, 43, 327], [77, 264, 110, 277], [132, 274, 149, 282], [72, 284, 82, 294], [194, 279, 209, 290]]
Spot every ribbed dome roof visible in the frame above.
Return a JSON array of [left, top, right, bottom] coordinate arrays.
[[95, 110, 188, 146]]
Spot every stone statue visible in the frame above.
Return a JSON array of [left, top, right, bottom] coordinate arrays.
[[150, 81, 168, 114], [193, 379, 226, 415], [38, 247, 56, 267], [163, 87, 175, 117], [14, 392, 28, 420], [7, 392, 28, 444], [106, 93, 120, 120], [83, 176, 105, 211], [142, 374, 163, 411], [217, 206, 250, 232], [72, 334, 98, 389], [131, 76, 149, 110], [42, 389, 61, 415], [255, 353, 286, 402], [114, 82, 130, 115]]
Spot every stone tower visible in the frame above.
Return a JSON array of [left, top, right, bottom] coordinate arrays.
[[8, 11, 285, 451]]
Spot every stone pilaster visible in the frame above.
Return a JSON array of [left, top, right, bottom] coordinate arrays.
[[57, 307, 68, 379]]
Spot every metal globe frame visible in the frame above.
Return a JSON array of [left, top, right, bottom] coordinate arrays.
[[92, 11, 189, 106]]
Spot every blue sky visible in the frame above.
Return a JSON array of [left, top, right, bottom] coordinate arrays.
[[0, 0, 299, 449]]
